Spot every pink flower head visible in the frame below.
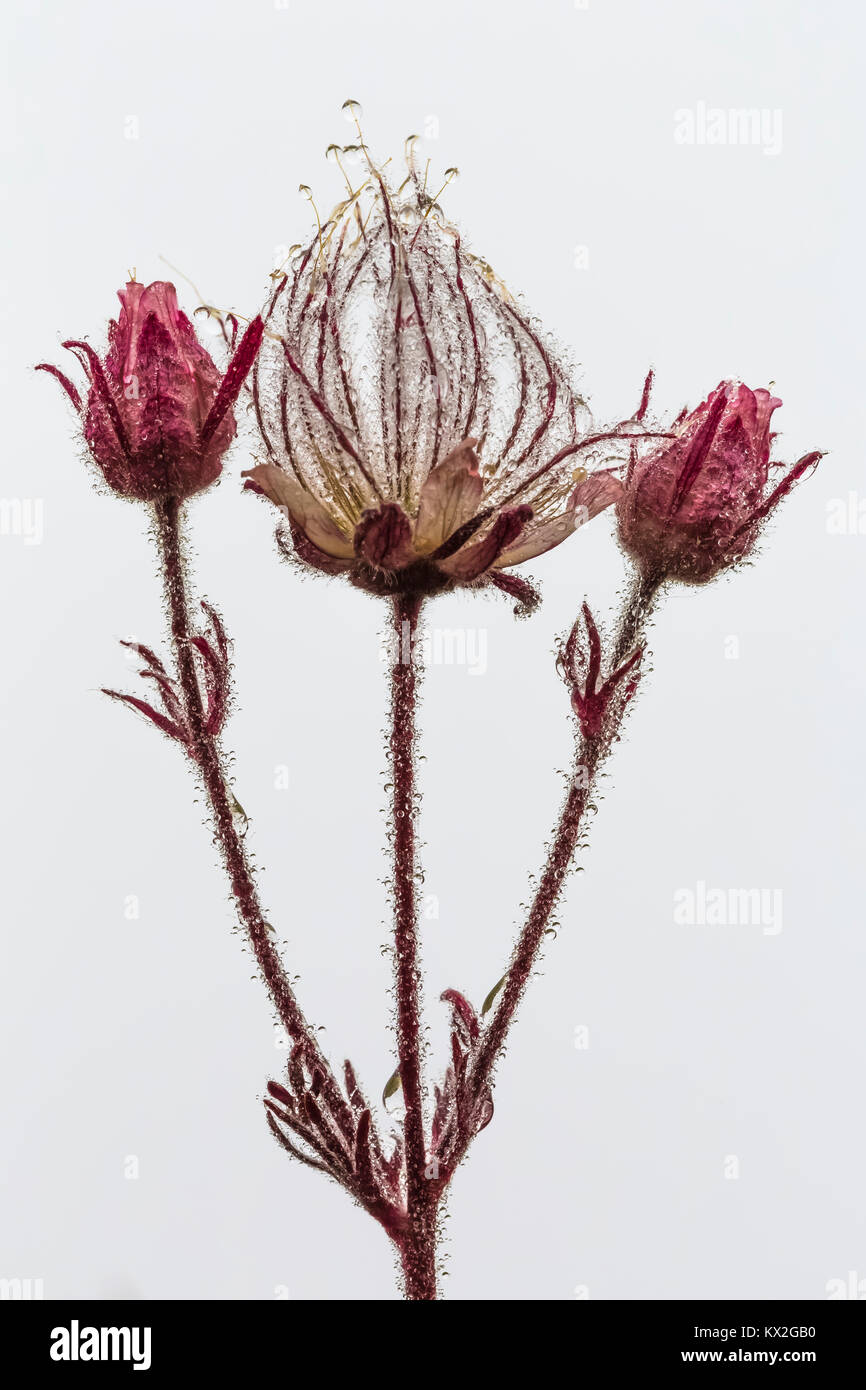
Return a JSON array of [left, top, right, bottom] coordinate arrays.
[[37, 281, 264, 501], [244, 149, 624, 613], [559, 603, 643, 741], [616, 380, 822, 584]]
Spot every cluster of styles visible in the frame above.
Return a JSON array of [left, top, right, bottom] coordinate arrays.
[[38, 122, 821, 1301]]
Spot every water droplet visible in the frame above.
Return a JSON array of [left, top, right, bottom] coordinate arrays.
[[342, 98, 363, 123]]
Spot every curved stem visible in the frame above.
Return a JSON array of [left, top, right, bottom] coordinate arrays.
[[388, 593, 437, 1300], [154, 496, 351, 1130], [468, 747, 601, 1103], [458, 570, 663, 1158]]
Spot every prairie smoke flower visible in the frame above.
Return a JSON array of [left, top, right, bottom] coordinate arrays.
[[617, 379, 822, 585], [37, 281, 263, 501], [245, 148, 623, 608]]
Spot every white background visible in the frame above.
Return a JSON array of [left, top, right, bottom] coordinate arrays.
[[2, 0, 863, 1300]]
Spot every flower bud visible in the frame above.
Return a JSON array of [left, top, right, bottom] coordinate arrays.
[[38, 281, 263, 501], [617, 380, 821, 584]]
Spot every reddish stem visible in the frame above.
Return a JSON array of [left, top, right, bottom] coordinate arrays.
[[458, 571, 662, 1158], [388, 594, 438, 1301], [467, 747, 602, 1106], [154, 496, 349, 1129]]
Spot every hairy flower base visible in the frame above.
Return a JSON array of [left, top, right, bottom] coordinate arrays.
[[349, 554, 480, 600]]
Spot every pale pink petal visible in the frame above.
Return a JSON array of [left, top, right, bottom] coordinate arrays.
[[414, 438, 484, 553], [243, 464, 355, 559], [287, 519, 354, 575], [496, 472, 623, 567], [570, 469, 624, 521], [494, 511, 577, 567]]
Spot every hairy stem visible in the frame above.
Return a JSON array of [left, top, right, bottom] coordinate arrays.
[[388, 594, 437, 1301], [462, 570, 663, 1147], [153, 496, 349, 1126]]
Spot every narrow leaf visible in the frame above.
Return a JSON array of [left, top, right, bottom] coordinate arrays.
[[382, 1068, 402, 1105], [481, 976, 507, 1017]]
